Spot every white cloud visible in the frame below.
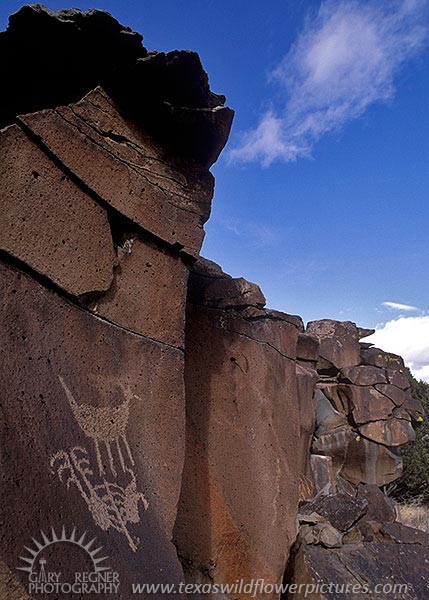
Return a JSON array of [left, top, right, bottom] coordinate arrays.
[[229, 0, 429, 166], [383, 301, 419, 312], [220, 216, 281, 248], [365, 315, 429, 382], [228, 112, 301, 167]]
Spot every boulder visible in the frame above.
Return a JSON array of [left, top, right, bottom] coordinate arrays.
[[285, 543, 429, 599], [315, 523, 343, 549], [19, 88, 215, 257], [387, 368, 411, 390], [310, 455, 337, 495], [339, 365, 387, 386], [316, 383, 349, 414], [306, 320, 361, 370], [356, 484, 396, 524], [342, 527, 364, 544], [298, 512, 326, 525], [314, 389, 348, 436], [335, 475, 357, 496], [312, 425, 356, 475], [374, 383, 407, 406], [380, 522, 429, 545], [360, 347, 405, 370], [300, 494, 368, 532], [339, 437, 403, 486], [188, 258, 266, 309], [299, 523, 343, 548], [357, 327, 375, 339], [402, 393, 425, 422], [346, 386, 395, 425], [359, 418, 415, 446], [311, 419, 404, 493], [297, 333, 319, 362]]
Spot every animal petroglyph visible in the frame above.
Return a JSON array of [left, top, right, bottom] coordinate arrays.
[[59, 376, 138, 477], [51, 447, 148, 552], [53, 377, 148, 551]]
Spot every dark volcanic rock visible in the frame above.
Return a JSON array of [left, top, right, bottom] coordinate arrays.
[[346, 385, 395, 425], [340, 437, 403, 486], [296, 364, 319, 499], [0, 6, 425, 598], [297, 333, 319, 362], [359, 417, 415, 446], [380, 522, 429, 545], [300, 494, 368, 532], [356, 484, 396, 524], [299, 522, 343, 549], [360, 347, 405, 370], [285, 543, 429, 599], [310, 455, 338, 494], [19, 87, 214, 257], [312, 425, 356, 476], [0, 4, 233, 166], [174, 301, 301, 597], [314, 389, 348, 436], [188, 258, 266, 309], [387, 367, 411, 390], [339, 365, 387, 386], [0, 261, 187, 596], [401, 392, 425, 422], [91, 235, 188, 348], [306, 320, 361, 370], [375, 383, 408, 406], [0, 124, 116, 297]]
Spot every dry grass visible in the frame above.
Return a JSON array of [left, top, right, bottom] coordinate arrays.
[[396, 502, 429, 533]]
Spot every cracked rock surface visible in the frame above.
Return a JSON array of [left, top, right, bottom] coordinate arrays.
[[0, 4, 233, 166], [0, 5, 426, 600]]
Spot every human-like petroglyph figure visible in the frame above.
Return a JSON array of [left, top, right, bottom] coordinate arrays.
[[59, 376, 138, 477], [51, 446, 148, 552]]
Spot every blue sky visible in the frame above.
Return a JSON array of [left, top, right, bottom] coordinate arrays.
[[1, 1, 429, 377]]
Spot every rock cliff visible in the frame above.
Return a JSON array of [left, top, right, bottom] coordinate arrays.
[[0, 5, 426, 600]]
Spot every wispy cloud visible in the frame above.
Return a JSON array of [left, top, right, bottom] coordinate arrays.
[[220, 217, 281, 248], [229, 0, 429, 166], [365, 315, 429, 382], [383, 301, 420, 312]]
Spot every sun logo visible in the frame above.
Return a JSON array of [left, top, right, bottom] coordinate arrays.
[[17, 526, 109, 576]]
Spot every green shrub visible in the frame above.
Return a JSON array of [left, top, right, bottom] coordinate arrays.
[[391, 369, 429, 503]]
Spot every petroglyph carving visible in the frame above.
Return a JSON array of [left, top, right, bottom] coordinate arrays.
[[52, 377, 148, 551], [59, 376, 137, 477], [51, 447, 148, 552]]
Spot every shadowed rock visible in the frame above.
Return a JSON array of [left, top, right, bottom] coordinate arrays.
[[300, 494, 368, 532], [0, 4, 233, 166], [285, 543, 429, 599]]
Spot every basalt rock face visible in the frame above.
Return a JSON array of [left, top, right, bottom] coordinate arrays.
[[306, 320, 421, 490], [283, 323, 427, 599], [0, 6, 231, 599], [0, 5, 426, 600], [174, 260, 306, 598]]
